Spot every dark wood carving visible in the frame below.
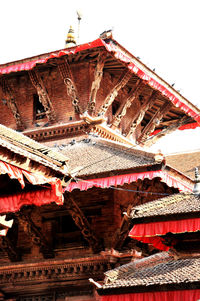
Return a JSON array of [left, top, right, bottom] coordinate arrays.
[[28, 70, 56, 122], [111, 79, 142, 129], [58, 58, 81, 113], [65, 194, 102, 253], [126, 91, 158, 137], [16, 210, 54, 258], [0, 78, 24, 129], [137, 100, 172, 144], [0, 236, 21, 262], [98, 70, 132, 116], [88, 52, 107, 114]]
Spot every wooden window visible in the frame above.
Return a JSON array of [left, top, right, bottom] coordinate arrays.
[[33, 94, 46, 120]]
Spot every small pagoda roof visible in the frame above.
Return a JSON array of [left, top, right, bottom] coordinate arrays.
[[130, 192, 200, 221], [99, 251, 200, 293]]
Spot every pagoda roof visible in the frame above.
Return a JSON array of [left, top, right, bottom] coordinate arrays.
[[130, 192, 200, 221], [99, 251, 200, 293], [0, 37, 200, 146]]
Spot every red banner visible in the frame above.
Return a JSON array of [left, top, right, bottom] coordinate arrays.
[[100, 289, 200, 301], [129, 218, 200, 250]]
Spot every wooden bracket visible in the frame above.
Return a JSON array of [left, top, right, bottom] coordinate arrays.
[[0, 78, 24, 130], [65, 195, 102, 253], [16, 210, 54, 258], [58, 58, 81, 114], [111, 79, 142, 129], [0, 236, 21, 262], [98, 70, 132, 116], [28, 70, 56, 123], [126, 91, 158, 138], [88, 52, 107, 115], [137, 100, 172, 144]]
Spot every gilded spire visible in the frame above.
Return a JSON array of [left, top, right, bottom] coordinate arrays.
[[65, 26, 76, 48]]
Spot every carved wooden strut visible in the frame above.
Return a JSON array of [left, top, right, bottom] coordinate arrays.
[[28, 70, 56, 122], [111, 79, 142, 129], [88, 52, 107, 114], [98, 70, 132, 116], [0, 78, 24, 129], [0, 236, 21, 262], [58, 58, 81, 114], [137, 100, 172, 144], [65, 194, 102, 253]]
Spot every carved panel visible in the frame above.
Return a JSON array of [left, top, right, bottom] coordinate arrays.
[[28, 70, 56, 122]]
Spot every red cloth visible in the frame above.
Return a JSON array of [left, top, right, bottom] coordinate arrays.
[[100, 289, 200, 301], [66, 170, 192, 193], [0, 187, 62, 214], [129, 218, 200, 250], [0, 39, 199, 123]]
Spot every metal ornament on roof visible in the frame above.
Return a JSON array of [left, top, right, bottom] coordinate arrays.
[[193, 167, 200, 195]]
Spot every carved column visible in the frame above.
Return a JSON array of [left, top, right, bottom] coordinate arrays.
[[65, 194, 102, 253], [126, 91, 158, 138], [0, 78, 24, 129], [28, 70, 56, 122], [58, 58, 81, 113], [137, 100, 172, 144], [88, 52, 107, 115], [111, 79, 142, 129], [98, 70, 132, 116]]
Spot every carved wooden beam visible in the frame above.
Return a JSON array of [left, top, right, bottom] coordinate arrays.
[[16, 210, 54, 258], [112, 204, 132, 250], [58, 58, 81, 114], [88, 52, 107, 115], [111, 79, 142, 129], [126, 91, 158, 138], [0, 78, 24, 129], [144, 116, 188, 146], [0, 236, 21, 262], [65, 194, 102, 253], [28, 70, 56, 122], [137, 100, 172, 144], [98, 70, 132, 116]]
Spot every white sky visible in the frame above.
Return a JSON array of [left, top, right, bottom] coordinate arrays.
[[0, 0, 200, 154]]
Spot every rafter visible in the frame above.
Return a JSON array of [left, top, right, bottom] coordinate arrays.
[[28, 70, 56, 123], [16, 210, 54, 258], [0, 236, 21, 262], [126, 91, 158, 138], [144, 116, 188, 146], [0, 78, 24, 129], [98, 70, 132, 116], [137, 100, 172, 144], [58, 58, 81, 114], [88, 52, 107, 115], [111, 79, 142, 129], [65, 194, 102, 253]]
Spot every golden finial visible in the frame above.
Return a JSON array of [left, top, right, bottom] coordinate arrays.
[[65, 26, 76, 48]]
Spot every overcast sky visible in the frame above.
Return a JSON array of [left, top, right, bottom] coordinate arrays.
[[0, 0, 200, 153]]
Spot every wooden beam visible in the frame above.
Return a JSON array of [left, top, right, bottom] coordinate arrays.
[[137, 100, 172, 144], [0, 236, 21, 262], [126, 91, 158, 138], [65, 194, 102, 253], [98, 70, 132, 116], [87, 52, 107, 115], [16, 210, 54, 259], [144, 116, 188, 146], [111, 79, 142, 129], [58, 58, 81, 114], [28, 70, 56, 123], [0, 78, 24, 130]]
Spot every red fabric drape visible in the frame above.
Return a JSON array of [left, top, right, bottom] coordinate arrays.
[[100, 289, 200, 301], [129, 218, 200, 250], [65, 170, 192, 192], [0, 39, 199, 123], [0, 187, 62, 214]]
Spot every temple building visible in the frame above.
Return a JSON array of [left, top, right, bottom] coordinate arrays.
[[0, 31, 199, 300]]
